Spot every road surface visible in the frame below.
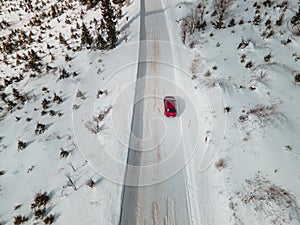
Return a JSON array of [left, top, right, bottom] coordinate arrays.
[[119, 0, 191, 225]]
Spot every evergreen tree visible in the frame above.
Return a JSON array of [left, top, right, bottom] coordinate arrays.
[[81, 22, 93, 47], [95, 33, 107, 50], [106, 20, 118, 49], [112, 0, 125, 7], [79, 0, 100, 9], [101, 0, 118, 49]]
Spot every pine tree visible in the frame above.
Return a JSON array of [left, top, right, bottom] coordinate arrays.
[[106, 20, 118, 49], [112, 0, 125, 6], [95, 33, 107, 50], [79, 0, 100, 9], [81, 22, 93, 47], [101, 0, 118, 49], [59, 32, 68, 45]]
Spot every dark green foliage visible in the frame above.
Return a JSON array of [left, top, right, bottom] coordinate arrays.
[[53, 93, 62, 104], [101, 0, 118, 49], [79, 0, 100, 9], [95, 33, 107, 50], [60, 148, 69, 158], [264, 52, 272, 62], [228, 18, 235, 27], [291, 6, 300, 27], [112, 0, 125, 5], [58, 67, 70, 80], [17, 140, 27, 151], [34, 208, 46, 219], [81, 22, 93, 47], [295, 73, 300, 83], [44, 214, 54, 224], [35, 122, 46, 135], [25, 49, 42, 73], [253, 14, 262, 25], [0, 19, 10, 29], [14, 215, 28, 225], [212, 19, 226, 29], [31, 192, 50, 209], [59, 32, 68, 45]]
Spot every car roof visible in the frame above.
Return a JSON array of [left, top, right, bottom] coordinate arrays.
[[164, 98, 176, 109]]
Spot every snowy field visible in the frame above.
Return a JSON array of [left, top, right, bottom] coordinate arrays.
[[163, 0, 300, 224], [0, 0, 300, 225]]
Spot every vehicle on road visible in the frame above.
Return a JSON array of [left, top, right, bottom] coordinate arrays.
[[164, 96, 177, 117]]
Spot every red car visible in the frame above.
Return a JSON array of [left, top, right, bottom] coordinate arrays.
[[164, 96, 177, 117]]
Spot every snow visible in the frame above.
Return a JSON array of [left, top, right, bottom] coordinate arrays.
[[0, 0, 139, 224], [163, 0, 300, 224], [1, 0, 300, 224]]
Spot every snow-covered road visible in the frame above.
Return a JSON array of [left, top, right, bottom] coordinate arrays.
[[119, 0, 191, 224]]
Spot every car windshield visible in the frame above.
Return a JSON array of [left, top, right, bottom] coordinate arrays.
[[167, 108, 176, 112]]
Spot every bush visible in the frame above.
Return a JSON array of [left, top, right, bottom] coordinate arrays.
[[34, 208, 46, 219], [44, 214, 54, 224], [31, 192, 50, 209], [180, 3, 206, 44], [87, 178, 95, 188], [14, 216, 28, 225], [291, 7, 300, 35], [215, 158, 226, 171], [264, 53, 271, 62], [291, 7, 300, 27], [213, 0, 233, 20], [60, 148, 69, 158], [295, 73, 300, 83], [17, 140, 27, 151], [245, 61, 253, 68], [35, 122, 46, 135]]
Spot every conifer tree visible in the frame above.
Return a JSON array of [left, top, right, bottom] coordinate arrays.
[[101, 0, 118, 49], [106, 20, 118, 49], [112, 0, 125, 6], [95, 33, 107, 50], [81, 22, 93, 47]]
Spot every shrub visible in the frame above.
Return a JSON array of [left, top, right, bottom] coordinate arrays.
[[14, 215, 28, 225], [228, 18, 235, 27], [44, 214, 54, 224], [60, 148, 69, 158], [35, 122, 46, 134], [245, 61, 253, 68], [264, 52, 271, 62], [76, 90, 86, 100], [224, 106, 231, 112], [180, 3, 206, 44], [87, 178, 95, 188], [34, 208, 46, 219], [246, 104, 278, 123], [213, 0, 233, 20], [253, 14, 261, 25], [204, 70, 211, 77], [58, 67, 70, 80], [291, 6, 300, 27], [295, 73, 300, 83], [17, 140, 27, 151], [291, 6, 300, 35], [240, 54, 246, 63], [31, 192, 50, 209], [53, 93, 62, 104], [215, 158, 226, 171]]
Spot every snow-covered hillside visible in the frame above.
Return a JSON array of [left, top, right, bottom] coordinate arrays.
[[162, 0, 300, 224], [1, 0, 300, 224], [0, 0, 138, 224]]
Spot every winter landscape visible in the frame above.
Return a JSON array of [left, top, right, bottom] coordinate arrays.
[[0, 0, 300, 224]]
